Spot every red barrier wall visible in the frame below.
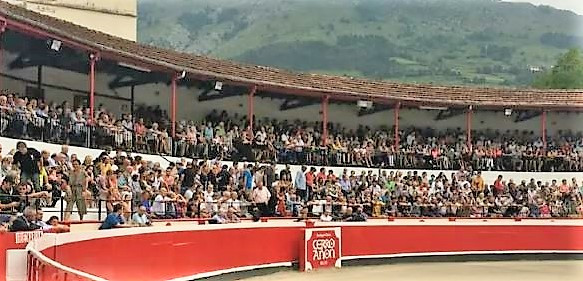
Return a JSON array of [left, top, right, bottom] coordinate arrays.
[[0, 232, 27, 280], [341, 225, 583, 258], [51, 227, 303, 281], [11, 220, 583, 281]]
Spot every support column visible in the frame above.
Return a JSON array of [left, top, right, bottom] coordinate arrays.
[[88, 53, 98, 124], [0, 20, 6, 90], [170, 75, 177, 138], [541, 109, 547, 151], [394, 102, 401, 148], [130, 85, 135, 119], [36, 65, 42, 92], [247, 85, 256, 131], [466, 105, 473, 149], [321, 95, 329, 145]]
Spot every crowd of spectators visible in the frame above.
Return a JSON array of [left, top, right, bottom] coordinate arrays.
[[1, 94, 582, 173], [1, 140, 583, 232]]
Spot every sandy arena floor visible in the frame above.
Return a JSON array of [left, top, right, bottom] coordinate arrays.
[[241, 260, 583, 281]]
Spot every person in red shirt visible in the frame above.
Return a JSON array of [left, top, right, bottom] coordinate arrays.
[[305, 167, 315, 194], [327, 170, 337, 182], [559, 179, 570, 198], [305, 167, 315, 185], [493, 175, 504, 196], [494, 146, 503, 170], [316, 168, 327, 185]]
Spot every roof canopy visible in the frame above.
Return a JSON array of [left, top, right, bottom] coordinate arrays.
[[0, 2, 582, 110]]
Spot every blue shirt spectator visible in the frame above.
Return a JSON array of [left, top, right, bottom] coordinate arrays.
[[204, 124, 214, 141], [99, 204, 127, 230], [295, 170, 306, 191], [243, 165, 253, 190], [339, 176, 351, 192]]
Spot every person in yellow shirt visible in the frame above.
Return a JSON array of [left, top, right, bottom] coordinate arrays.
[[472, 171, 485, 196], [99, 156, 112, 177]]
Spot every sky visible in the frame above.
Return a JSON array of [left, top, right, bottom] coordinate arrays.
[[504, 0, 583, 15]]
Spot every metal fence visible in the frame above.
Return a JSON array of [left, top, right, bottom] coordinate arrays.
[[0, 108, 580, 172]]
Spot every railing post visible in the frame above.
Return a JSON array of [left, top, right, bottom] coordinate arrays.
[[85, 125, 91, 148], [0, 20, 6, 91], [97, 199, 102, 221], [59, 197, 64, 221]]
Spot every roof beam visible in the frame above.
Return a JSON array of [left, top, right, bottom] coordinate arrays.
[[358, 104, 392, 117], [198, 85, 246, 101], [108, 75, 158, 89], [514, 110, 541, 123], [280, 99, 318, 111], [8, 54, 37, 69], [434, 109, 464, 121]]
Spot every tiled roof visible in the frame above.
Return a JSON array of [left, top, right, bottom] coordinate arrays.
[[0, 2, 582, 109]]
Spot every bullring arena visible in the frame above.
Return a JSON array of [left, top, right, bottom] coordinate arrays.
[[0, 1, 582, 281], [2, 219, 583, 280]]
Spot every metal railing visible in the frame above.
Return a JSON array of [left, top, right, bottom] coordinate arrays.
[[0, 108, 580, 171]]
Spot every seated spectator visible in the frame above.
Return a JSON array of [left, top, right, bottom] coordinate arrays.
[[46, 216, 70, 233], [350, 206, 368, 222], [320, 210, 333, 222], [99, 204, 132, 230], [33, 211, 69, 233], [225, 207, 241, 223], [10, 207, 41, 232], [132, 205, 152, 227], [0, 175, 19, 216], [209, 210, 227, 224]]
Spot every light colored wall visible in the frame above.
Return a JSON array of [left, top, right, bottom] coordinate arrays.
[[0, 50, 582, 135], [4, 0, 137, 41]]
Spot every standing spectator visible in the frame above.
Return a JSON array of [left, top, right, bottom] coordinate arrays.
[[64, 159, 87, 221], [472, 171, 485, 196], [493, 175, 505, 196], [12, 142, 41, 191], [217, 164, 230, 191], [295, 166, 307, 202], [252, 180, 271, 217], [243, 164, 254, 197], [306, 167, 316, 200]]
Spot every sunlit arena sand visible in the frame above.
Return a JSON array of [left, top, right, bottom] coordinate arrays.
[[241, 261, 583, 281]]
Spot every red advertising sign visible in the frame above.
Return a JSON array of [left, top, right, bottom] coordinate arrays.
[[300, 227, 341, 271]]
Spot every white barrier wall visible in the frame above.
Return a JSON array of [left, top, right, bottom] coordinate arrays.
[[2, 137, 583, 188], [0, 49, 582, 134]]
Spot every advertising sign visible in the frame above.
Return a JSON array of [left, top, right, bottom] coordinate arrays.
[[300, 227, 341, 271]]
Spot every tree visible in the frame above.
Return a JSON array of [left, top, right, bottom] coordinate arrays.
[[533, 49, 583, 89]]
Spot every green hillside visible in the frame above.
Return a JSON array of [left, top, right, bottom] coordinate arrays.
[[137, 0, 583, 87]]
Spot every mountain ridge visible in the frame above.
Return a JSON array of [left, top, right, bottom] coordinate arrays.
[[137, 0, 583, 87]]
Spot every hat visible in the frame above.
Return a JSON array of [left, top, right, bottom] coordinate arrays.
[[120, 152, 128, 158]]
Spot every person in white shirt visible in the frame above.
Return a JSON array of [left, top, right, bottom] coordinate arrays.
[[184, 185, 196, 202], [132, 206, 151, 227], [320, 210, 333, 222], [252, 181, 271, 216], [226, 192, 242, 214], [152, 188, 168, 217], [225, 207, 241, 223]]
